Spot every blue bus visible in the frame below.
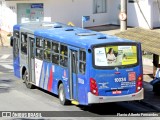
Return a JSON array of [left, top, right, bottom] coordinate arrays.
[[11, 22, 144, 105]]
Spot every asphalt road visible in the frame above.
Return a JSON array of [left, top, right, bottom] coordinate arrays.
[[0, 47, 159, 119]]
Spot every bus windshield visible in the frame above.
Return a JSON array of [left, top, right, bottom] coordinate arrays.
[[94, 45, 138, 67]]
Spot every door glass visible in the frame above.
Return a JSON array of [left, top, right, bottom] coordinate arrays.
[[72, 52, 77, 73], [79, 50, 86, 74], [29, 37, 34, 58], [21, 33, 27, 55]]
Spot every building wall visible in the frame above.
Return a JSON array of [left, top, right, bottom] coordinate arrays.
[[150, 0, 160, 28], [46, 0, 111, 27], [127, 0, 160, 29], [109, 0, 120, 25], [1, 0, 160, 32], [127, 0, 152, 29], [0, 0, 46, 32], [1, 0, 113, 32]]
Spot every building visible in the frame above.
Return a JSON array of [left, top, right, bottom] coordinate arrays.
[[0, 0, 160, 32], [128, 0, 160, 29]]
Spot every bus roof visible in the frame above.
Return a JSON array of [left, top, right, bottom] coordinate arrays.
[[13, 22, 138, 49]]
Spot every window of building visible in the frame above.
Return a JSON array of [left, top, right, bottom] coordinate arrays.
[[79, 50, 86, 74], [21, 33, 27, 55], [44, 39, 51, 61], [93, 0, 107, 14], [60, 44, 68, 67], [36, 37, 43, 60]]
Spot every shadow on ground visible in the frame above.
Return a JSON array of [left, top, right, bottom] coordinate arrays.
[[0, 79, 13, 93]]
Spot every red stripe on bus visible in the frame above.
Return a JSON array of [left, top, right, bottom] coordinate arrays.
[[48, 68, 53, 91]]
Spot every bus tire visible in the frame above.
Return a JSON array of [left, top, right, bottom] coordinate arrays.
[[24, 71, 34, 89], [58, 83, 69, 105]]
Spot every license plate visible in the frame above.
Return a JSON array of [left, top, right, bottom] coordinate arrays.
[[129, 72, 136, 81], [112, 90, 122, 94]]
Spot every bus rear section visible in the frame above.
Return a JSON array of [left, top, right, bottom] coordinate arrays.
[[87, 43, 143, 104]]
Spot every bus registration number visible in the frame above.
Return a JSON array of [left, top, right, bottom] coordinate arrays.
[[115, 77, 126, 82]]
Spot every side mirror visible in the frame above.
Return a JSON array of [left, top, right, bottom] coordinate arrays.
[[10, 36, 13, 47]]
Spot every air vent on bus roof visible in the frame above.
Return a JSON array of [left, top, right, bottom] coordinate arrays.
[[75, 32, 96, 36], [53, 25, 62, 28], [65, 28, 74, 31], [97, 36, 107, 39], [41, 23, 54, 27]]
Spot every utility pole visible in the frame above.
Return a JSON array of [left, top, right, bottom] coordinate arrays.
[[119, 0, 127, 31]]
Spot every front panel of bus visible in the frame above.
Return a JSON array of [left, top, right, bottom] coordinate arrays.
[[13, 30, 21, 78], [87, 42, 143, 104]]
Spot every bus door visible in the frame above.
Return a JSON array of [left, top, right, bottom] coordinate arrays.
[[69, 49, 78, 100], [27, 34, 35, 84]]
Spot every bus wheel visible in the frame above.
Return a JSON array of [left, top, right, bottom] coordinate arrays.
[[24, 71, 34, 89], [58, 83, 69, 105]]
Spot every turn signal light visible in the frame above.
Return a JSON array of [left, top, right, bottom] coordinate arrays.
[[90, 78, 98, 96], [136, 74, 143, 92]]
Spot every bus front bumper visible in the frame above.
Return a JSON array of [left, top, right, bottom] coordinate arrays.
[[88, 88, 144, 104]]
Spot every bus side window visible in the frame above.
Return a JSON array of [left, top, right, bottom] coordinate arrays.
[[79, 50, 86, 74], [21, 33, 27, 55], [36, 38, 43, 60], [44, 39, 51, 61], [52, 42, 60, 65], [36, 49, 43, 60], [52, 54, 59, 65], [60, 44, 68, 67], [52, 42, 59, 53], [36, 38, 43, 48]]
